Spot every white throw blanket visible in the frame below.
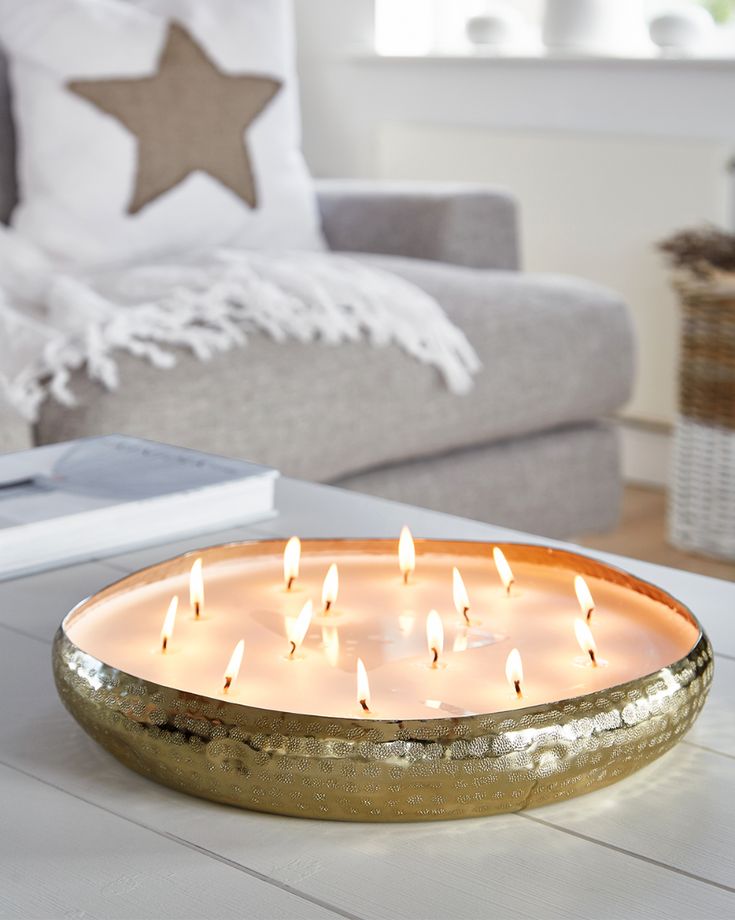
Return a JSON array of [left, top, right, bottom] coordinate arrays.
[[0, 227, 480, 421]]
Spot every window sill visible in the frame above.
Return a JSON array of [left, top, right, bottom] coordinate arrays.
[[354, 51, 735, 70]]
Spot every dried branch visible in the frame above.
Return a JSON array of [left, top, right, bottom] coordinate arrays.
[[658, 225, 735, 278]]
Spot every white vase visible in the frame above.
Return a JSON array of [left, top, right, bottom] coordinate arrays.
[[465, 3, 527, 51], [649, 8, 715, 54], [543, 0, 647, 55]]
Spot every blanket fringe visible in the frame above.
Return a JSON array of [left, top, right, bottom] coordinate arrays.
[[0, 251, 480, 421]]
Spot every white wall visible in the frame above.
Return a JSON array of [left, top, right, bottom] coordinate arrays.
[[293, 0, 735, 428], [294, 0, 375, 178], [378, 123, 729, 424]]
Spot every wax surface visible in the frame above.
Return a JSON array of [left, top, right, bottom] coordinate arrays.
[[66, 546, 699, 720]]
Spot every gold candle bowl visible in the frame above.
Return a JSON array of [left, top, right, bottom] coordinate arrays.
[[53, 540, 713, 822]]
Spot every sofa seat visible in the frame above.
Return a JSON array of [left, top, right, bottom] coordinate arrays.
[[34, 254, 634, 484]]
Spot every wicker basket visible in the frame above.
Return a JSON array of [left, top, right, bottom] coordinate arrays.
[[669, 276, 735, 560]]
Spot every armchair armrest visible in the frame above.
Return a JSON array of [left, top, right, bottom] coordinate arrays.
[[315, 180, 520, 271]]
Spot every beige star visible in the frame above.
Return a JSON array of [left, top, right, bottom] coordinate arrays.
[[69, 23, 282, 214]]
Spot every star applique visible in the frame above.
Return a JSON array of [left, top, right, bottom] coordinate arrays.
[[68, 23, 282, 214]]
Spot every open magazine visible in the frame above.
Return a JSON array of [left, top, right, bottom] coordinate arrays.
[[0, 435, 278, 579]]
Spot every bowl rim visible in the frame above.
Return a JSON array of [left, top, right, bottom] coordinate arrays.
[[57, 538, 708, 734]]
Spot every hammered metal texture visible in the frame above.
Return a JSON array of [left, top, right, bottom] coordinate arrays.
[[52, 541, 714, 822]]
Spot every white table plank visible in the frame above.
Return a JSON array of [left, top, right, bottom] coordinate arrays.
[[249, 478, 520, 542], [524, 743, 735, 889], [99, 524, 269, 574], [686, 655, 735, 759], [0, 560, 125, 643], [0, 764, 342, 920], [2, 628, 733, 920]]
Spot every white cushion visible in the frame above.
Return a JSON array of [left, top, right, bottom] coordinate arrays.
[[0, 0, 325, 266]]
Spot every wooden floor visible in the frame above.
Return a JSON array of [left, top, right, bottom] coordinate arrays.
[[575, 485, 735, 583]]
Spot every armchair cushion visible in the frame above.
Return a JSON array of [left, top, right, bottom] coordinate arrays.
[[34, 254, 634, 483], [316, 180, 519, 271]]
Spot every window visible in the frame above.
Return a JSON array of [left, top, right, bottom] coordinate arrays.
[[374, 0, 735, 57]]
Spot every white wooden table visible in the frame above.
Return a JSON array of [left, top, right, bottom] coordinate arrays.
[[1, 477, 734, 919]]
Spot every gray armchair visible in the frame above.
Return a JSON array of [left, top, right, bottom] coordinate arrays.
[[0, 178, 634, 538], [0, 32, 633, 537]]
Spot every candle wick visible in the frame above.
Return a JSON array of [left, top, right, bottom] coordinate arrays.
[[462, 607, 470, 626], [194, 601, 200, 619], [223, 676, 232, 692], [586, 607, 594, 622], [514, 679, 522, 698], [324, 599, 332, 613], [431, 647, 439, 667], [589, 649, 597, 667], [288, 640, 297, 658], [506, 580, 514, 598], [161, 636, 168, 653], [360, 698, 370, 712], [403, 571, 409, 585], [286, 576, 295, 591]]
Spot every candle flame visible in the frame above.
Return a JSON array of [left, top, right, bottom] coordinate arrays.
[[452, 566, 470, 624], [321, 563, 339, 613], [575, 618, 598, 666], [287, 599, 313, 656], [426, 609, 444, 667], [160, 596, 178, 652], [322, 625, 340, 667], [356, 657, 371, 712], [284, 536, 300, 590], [223, 639, 245, 692], [190, 557, 204, 618], [399, 526, 415, 584], [505, 647, 523, 698], [493, 547, 514, 595], [574, 575, 595, 621]]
